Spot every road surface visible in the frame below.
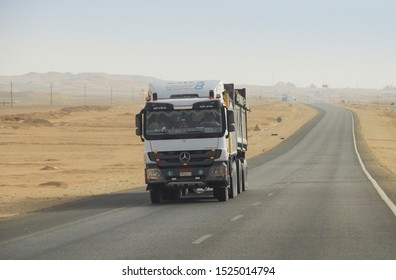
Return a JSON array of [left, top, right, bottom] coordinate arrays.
[[1, 104, 395, 259]]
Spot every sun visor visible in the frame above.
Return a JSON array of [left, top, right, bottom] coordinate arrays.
[[145, 103, 174, 111]]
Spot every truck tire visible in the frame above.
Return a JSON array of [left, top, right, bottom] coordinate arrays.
[[149, 185, 162, 204], [242, 160, 248, 191], [229, 160, 238, 199], [148, 184, 166, 204], [236, 160, 243, 194], [213, 188, 219, 199], [216, 187, 229, 202]]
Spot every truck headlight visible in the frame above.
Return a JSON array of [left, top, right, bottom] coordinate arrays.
[[146, 168, 164, 182], [208, 164, 227, 180]]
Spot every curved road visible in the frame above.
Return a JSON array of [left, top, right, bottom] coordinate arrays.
[[1, 104, 396, 259]]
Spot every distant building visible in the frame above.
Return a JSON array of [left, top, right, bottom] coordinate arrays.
[[383, 85, 396, 90]]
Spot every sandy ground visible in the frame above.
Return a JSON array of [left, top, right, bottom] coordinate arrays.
[[247, 101, 316, 158], [343, 103, 396, 201], [0, 101, 317, 219]]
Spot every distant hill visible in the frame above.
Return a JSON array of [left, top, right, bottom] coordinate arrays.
[[0, 72, 163, 106], [0, 72, 162, 96], [3, 73, 390, 107]]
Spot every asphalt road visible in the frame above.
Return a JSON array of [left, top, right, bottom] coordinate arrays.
[[1, 104, 396, 260]]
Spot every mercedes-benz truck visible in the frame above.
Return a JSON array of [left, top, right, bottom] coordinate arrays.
[[135, 80, 248, 203]]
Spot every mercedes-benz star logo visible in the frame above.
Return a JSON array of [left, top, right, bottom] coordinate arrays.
[[179, 152, 191, 163]]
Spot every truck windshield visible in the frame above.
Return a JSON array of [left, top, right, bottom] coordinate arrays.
[[145, 108, 224, 140]]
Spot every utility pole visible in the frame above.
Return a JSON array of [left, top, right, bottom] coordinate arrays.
[[10, 81, 13, 108], [50, 83, 53, 106]]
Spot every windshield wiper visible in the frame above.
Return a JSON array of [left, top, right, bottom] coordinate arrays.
[[148, 129, 172, 135], [186, 128, 205, 133]]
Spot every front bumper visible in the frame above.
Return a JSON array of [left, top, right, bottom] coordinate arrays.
[[145, 162, 228, 188]]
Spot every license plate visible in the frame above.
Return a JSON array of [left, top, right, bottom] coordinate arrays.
[[180, 171, 192, 177]]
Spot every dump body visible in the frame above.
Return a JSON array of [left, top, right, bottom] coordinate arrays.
[[135, 80, 248, 203]]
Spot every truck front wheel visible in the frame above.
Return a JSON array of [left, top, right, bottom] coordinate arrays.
[[215, 187, 229, 202], [149, 187, 162, 204]]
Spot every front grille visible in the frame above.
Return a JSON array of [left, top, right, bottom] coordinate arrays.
[[148, 150, 221, 167]]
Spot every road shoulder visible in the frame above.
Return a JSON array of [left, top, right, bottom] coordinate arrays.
[[351, 110, 396, 206]]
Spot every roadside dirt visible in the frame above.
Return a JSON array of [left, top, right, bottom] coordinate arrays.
[[343, 103, 396, 204], [0, 101, 317, 219]]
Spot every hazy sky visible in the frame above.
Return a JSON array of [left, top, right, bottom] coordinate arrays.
[[1, 0, 395, 88]]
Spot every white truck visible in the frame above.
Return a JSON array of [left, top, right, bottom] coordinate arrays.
[[135, 80, 248, 203]]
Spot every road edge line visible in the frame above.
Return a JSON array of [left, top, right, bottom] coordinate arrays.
[[350, 111, 396, 217]]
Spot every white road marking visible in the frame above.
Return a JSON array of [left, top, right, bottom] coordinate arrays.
[[230, 214, 244, 222], [350, 112, 396, 217], [267, 192, 274, 197], [192, 234, 212, 245], [253, 202, 261, 206]]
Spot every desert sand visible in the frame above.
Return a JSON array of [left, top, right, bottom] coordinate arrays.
[[0, 100, 316, 219], [343, 103, 396, 201], [346, 104, 396, 174]]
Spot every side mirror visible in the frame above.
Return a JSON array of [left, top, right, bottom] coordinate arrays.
[[227, 110, 235, 132], [135, 113, 143, 136]]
